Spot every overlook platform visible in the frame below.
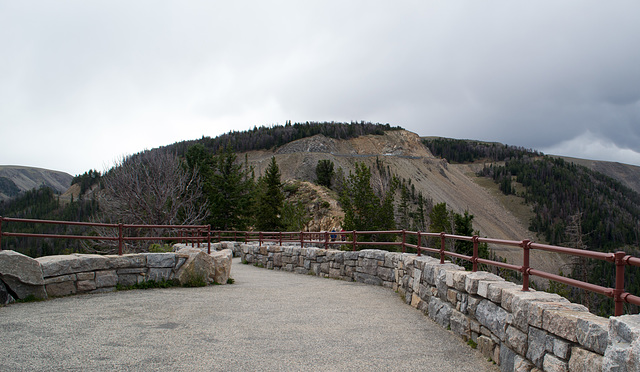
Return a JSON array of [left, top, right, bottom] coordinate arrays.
[[0, 257, 497, 371]]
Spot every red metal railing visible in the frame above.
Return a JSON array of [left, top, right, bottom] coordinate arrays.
[[214, 228, 640, 316], [1, 217, 639, 316], [0, 216, 212, 255]]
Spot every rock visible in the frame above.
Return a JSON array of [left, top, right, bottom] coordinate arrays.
[[95, 270, 117, 288], [506, 325, 528, 356], [0, 250, 47, 300], [37, 254, 110, 277], [569, 347, 603, 372], [500, 345, 517, 372], [175, 248, 216, 285], [476, 299, 509, 341], [211, 249, 232, 284], [105, 254, 146, 269], [543, 354, 568, 372], [45, 281, 76, 297], [450, 309, 470, 339], [143, 253, 176, 268], [527, 327, 550, 368], [465, 271, 502, 295], [543, 309, 587, 343], [576, 313, 609, 355], [513, 354, 535, 372], [428, 297, 453, 328], [603, 314, 640, 372], [477, 335, 495, 360]]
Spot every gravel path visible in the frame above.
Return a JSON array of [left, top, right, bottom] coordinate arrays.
[[1, 258, 498, 371]]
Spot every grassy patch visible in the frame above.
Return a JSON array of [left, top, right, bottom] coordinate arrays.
[[116, 278, 179, 291], [467, 339, 478, 349], [148, 244, 174, 253]]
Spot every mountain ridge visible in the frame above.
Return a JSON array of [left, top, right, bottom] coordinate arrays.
[[0, 166, 73, 202]]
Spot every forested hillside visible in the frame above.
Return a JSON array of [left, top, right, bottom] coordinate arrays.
[[0, 186, 99, 257], [167, 121, 401, 156], [427, 138, 640, 315]]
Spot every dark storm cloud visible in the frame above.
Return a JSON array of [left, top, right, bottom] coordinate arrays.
[[1, 1, 639, 174]]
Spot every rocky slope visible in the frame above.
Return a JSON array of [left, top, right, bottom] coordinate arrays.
[[0, 166, 73, 201], [242, 130, 569, 276]]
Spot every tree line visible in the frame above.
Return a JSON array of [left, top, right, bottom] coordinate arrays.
[[167, 121, 402, 157], [423, 137, 541, 163], [478, 155, 640, 315]]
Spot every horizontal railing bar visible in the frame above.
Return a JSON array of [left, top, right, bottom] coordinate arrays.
[[529, 242, 615, 261], [528, 268, 612, 297], [2, 217, 117, 228], [477, 237, 524, 247], [476, 258, 522, 272], [2, 232, 120, 241]]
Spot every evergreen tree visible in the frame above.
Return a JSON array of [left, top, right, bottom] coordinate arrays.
[[340, 162, 396, 244], [315, 159, 335, 188], [255, 157, 284, 231]]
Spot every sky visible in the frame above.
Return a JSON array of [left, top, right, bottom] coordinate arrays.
[[1, 1, 640, 176]]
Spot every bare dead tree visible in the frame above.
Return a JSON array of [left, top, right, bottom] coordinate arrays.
[[90, 150, 209, 253], [565, 210, 591, 309]]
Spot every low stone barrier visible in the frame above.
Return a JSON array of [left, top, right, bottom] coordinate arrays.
[[241, 243, 640, 372], [0, 247, 232, 303]]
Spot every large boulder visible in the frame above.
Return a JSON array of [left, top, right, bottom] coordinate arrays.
[[0, 250, 47, 300], [174, 248, 216, 286], [211, 249, 233, 284]]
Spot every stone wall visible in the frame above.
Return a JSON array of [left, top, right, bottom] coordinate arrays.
[[241, 243, 640, 372], [0, 247, 232, 301]]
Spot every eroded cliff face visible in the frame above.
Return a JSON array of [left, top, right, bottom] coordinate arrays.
[[242, 130, 566, 276]]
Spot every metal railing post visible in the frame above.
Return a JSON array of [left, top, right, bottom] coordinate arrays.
[[402, 229, 406, 253], [440, 232, 446, 264], [521, 239, 531, 291], [0, 216, 3, 251], [207, 225, 211, 254], [300, 231, 304, 248], [614, 251, 626, 316], [118, 223, 124, 256], [352, 230, 357, 251], [472, 235, 479, 272], [279, 231, 282, 246], [324, 231, 328, 250], [259, 232, 263, 247], [417, 231, 421, 256]]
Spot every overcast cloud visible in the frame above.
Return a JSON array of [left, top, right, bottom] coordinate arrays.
[[1, 1, 639, 176]]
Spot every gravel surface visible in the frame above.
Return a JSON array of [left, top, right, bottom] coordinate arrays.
[[1, 258, 499, 371]]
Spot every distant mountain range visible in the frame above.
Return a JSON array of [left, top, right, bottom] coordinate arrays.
[[0, 166, 73, 202]]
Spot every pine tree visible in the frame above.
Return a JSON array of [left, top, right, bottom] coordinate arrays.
[[316, 160, 335, 188], [255, 157, 284, 231]]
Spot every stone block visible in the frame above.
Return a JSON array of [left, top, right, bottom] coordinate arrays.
[[117, 268, 147, 275], [513, 354, 535, 372], [377, 267, 394, 282], [428, 297, 453, 328], [603, 314, 640, 372], [360, 258, 378, 276], [43, 274, 76, 284], [477, 335, 495, 360], [447, 289, 458, 306], [77, 280, 96, 292], [105, 254, 146, 269], [353, 272, 382, 286], [486, 281, 519, 303], [476, 299, 508, 341], [500, 345, 517, 372], [45, 281, 76, 297], [450, 309, 470, 340], [76, 272, 95, 281], [412, 268, 422, 292], [446, 269, 469, 291], [543, 354, 568, 372], [37, 253, 110, 277], [527, 327, 550, 368], [465, 271, 502, 295], [568, 347, 603, 372], [118, 274, 142, 286], [575, 313, 608, 355], [148, 268, 172, 282], [506, 325, 528, 356], [144, 253, 176, 268], [95, 270, 117, 288], [543, 309, 587, 342]]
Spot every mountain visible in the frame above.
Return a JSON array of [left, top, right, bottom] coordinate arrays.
[[556, 156, 640, 195], [0, 166, 73, 202]]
